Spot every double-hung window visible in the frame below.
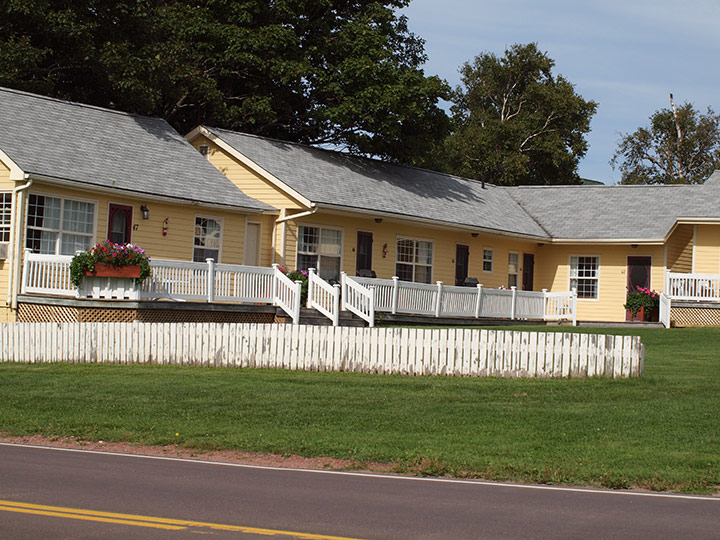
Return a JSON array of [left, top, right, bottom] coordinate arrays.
[[508, 252, 519, 288], [297, 225, 342, 281], [26, 194, 95, 255], [0, 192, 11, 243], [483, 249, 493, 272], [396, 238, 433, 283], [193, 216, 223, 262], [570, 256, 599, 299]]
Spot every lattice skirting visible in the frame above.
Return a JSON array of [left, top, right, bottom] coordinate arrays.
[[671, 307, 720, 327], [17, 303, 275, 324]]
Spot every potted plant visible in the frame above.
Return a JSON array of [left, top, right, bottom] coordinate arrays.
[[70, 240, 152, 287], [624, 287, 659, 321]]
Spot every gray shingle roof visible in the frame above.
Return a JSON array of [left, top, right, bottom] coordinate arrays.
[[509, 174, 720, 240], [205, 127, 548, 238], [207, 127, 720, 242], [0, 87, 270, 212]]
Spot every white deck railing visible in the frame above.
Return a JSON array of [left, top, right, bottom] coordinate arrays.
[[307, 268, 340, 326], [659, 292, 671, 328], [20, 253, 302, 324], [21, 253, 75, 297], [346, 275, 577, 324], [341, 272, 375, 327], [665, 271, 720, 301]]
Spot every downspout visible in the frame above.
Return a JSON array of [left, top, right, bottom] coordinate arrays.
[[7, 177, 33, 308], [271, 206, 318, 265]]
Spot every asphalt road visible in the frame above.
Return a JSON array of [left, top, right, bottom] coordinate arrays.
[[0, 443, 718, 539]]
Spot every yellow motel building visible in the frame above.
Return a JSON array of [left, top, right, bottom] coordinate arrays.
[[2, 86, 719, 326]]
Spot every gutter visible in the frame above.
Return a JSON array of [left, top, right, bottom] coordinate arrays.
[[271, 206, 318, 265], [7, 176, 33, 308]]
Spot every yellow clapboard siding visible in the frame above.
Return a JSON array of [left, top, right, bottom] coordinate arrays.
[[693, 224, 720, 273], [666, 224, 693, 273], [279, 210, 538, 287], [191, 137, 304, 211], [535, 244, 665, 322], [25, 182, 251, 265], [0, 160, 14, 308]]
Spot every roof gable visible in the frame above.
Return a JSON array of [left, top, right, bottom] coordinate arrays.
[[0, 87, 270, 212]]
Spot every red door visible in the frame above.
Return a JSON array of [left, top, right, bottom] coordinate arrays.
[[108, 204, 133, 244]]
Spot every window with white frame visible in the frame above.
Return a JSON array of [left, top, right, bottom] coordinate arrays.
[[396, 237, 433, 283], [570, 256, 599, 299], [26, 194, 95, 255], [193, 216, 223, 262], [297, 225, 342, 281], [508, 252, 519, 288], [483, 248, 493, 272], [0, 192, 11, 242]]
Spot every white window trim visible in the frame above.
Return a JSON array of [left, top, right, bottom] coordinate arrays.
[[569, 254, 601, 301], [193, 214, 224, 263], [244, 219, 262, 266], [0, 191, 12, 243], [395, 235, 434, 284], [507, 251, 520, 288], [296, 223, 344, 279], [482, 248, 494, 273], [26, 191, 98, 255]]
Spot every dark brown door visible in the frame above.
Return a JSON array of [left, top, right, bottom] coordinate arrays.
[[356, 231, 373, 275], [108, 204, 133, 244], [522, 253, 534, 290], [627, 256, 651, 292], [455, 244, 469, 285]]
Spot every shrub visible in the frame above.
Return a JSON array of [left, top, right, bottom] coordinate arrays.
[[624, 287, 659, 317]]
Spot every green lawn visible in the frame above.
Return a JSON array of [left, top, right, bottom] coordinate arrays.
[[0, 326, 718, 493]]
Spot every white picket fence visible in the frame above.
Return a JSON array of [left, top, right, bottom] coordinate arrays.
[[0, 323, 643, 378]]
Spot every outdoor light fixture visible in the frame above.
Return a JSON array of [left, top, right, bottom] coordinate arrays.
[[140, 205, 150, 220], [631, 244, 638, 248], [374, 218, 383, 223], [471, 233, 479, 238]]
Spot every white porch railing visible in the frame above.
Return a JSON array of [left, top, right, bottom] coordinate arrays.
[[340, 272, 375, 327], [346, 275, 577, 324], [665, 271, 720, 301], [307, 268, 340, 326], [20, 253, 302, 324], [659, 292, 671, 328], [21, 253, 75, 297]]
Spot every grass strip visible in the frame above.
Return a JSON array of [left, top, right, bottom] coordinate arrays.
[[0, 326, 718, 493]]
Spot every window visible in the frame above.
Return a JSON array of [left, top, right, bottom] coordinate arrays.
[[198, 145, 209, 157], [570, 256, 599, 299], [193, 216, 223, 262], [0, 192, 11, 242], [508, 252, 519, 288], [396, 238, 433, 283], [483, 249, 493, 272], [297, 225, 342, 281], [26, 194, 95, 255]]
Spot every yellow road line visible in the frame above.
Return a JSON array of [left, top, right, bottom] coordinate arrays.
[[0, 500, 369, 539]]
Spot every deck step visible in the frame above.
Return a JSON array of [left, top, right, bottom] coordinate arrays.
[[275, 307, 368, 327]]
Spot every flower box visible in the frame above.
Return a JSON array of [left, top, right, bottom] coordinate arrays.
[[84, 263, 142, 279]]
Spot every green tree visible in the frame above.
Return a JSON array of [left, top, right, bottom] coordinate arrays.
[[611, 94, 720, 184], [0, 0, 450, 164], [443, 43, 597, 185]]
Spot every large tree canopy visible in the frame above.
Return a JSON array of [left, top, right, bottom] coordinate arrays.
[[0, 0, 450, 164], [443, 43, 597, 185], [611, 95, 720, 184]]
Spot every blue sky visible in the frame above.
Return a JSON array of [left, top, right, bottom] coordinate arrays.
[[400, 0, 719, 184]]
